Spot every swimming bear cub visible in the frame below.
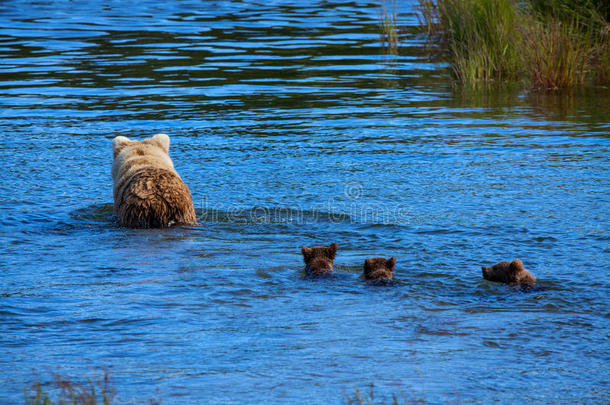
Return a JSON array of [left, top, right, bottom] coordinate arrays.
[[112, 133, 197, 228], [482, 259, 536, 288], [301, 243, 338, 276], [363, 256, 396, 284]]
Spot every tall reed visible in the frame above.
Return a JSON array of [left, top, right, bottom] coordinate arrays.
[[520, 18, 589, 89], [419, 0, 522, 84], [416, 0, 610, 88], [379, 1, 399, 53]]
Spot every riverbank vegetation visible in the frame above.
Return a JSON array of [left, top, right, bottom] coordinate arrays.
[[415, 0, 609, 89], [379, 1, 400, 53], [346, 384, 425, 405], [23, 371, 161, 405], [25, 371, 115, 405]]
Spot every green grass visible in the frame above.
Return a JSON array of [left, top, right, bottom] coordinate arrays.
[[416, 0, 610, 89], [520, 17, 589, 89]]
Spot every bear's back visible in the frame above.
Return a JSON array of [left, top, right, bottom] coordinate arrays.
[[114, 166, 196, 228]]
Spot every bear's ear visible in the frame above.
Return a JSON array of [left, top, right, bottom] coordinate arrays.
[[113, 136, 131, 158], [152, 133, 170, 154], [387, 256, 396, 270], [327, 243, 338, 259], [364, 258, 372, 270], [510, 259, 524, 273], [301, 246, 312, 258]]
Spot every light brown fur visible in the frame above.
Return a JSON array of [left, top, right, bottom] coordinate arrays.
[[482, 259, 536, 287], [112, 134, 196, 228], [301, 243, 338, 276], [363, 257, 396, 281]]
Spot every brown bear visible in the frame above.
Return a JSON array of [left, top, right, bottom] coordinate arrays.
[[482, 259, 536, 287], [301, 243, 338, 276], [363, 256, 396, 284], [112, 133, 197, 228]]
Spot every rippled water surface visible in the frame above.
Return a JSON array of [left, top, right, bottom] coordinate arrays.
[[1, 1, 609, 404]]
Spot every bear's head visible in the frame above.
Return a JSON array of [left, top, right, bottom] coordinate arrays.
[[363, 256, 396, 281], [482, 259, 536, 286], [113, 133, 170, 159], [301, 243, 338, 276], [112, 134, 174, 181]]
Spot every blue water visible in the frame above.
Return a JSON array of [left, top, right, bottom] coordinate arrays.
[[1, 1, 609, 404]]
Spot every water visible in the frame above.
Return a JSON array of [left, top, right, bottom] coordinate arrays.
[[1, 0, 609, 403]]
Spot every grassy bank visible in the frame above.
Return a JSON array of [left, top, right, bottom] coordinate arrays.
[[416, 0, 609, 89]]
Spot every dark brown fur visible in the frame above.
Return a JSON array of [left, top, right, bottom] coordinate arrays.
[[115, 167, 196, 228], [301, 243, 338, 276], [482, 259, 536, 287], [363, 256, 396, 281]]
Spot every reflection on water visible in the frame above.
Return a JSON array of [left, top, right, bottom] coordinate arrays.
[[1, 0, 609, 404]]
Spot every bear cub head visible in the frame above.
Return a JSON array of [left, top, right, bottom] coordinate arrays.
[[482, 259, 536, 287], [363, 256, 396, 284], [301, 243, 338, 276]]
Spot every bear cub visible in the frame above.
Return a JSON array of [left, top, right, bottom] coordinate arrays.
[[301, 243, 338, 276], [112, 133, 197, 228], [482, 259, 536, 288], [363, 256, 396, 285]]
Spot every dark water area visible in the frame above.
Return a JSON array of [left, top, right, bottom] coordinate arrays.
[[1, 0, 609, 403]]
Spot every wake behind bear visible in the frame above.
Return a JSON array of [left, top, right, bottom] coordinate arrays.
[[112, 133, 197, 228]]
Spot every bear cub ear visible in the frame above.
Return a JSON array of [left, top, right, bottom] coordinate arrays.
[[386, 256, 396, 270], [152, 133, 170, 154], [301, 246, 312, 259], [113, 136, 131, 158], [327, 243, 338, 259], [509, 259, 524, 273]]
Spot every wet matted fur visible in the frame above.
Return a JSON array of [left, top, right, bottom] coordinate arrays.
[[482, 259, 536, 287], [363, 256, 396, 282], [301, 243, 338, 276]]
